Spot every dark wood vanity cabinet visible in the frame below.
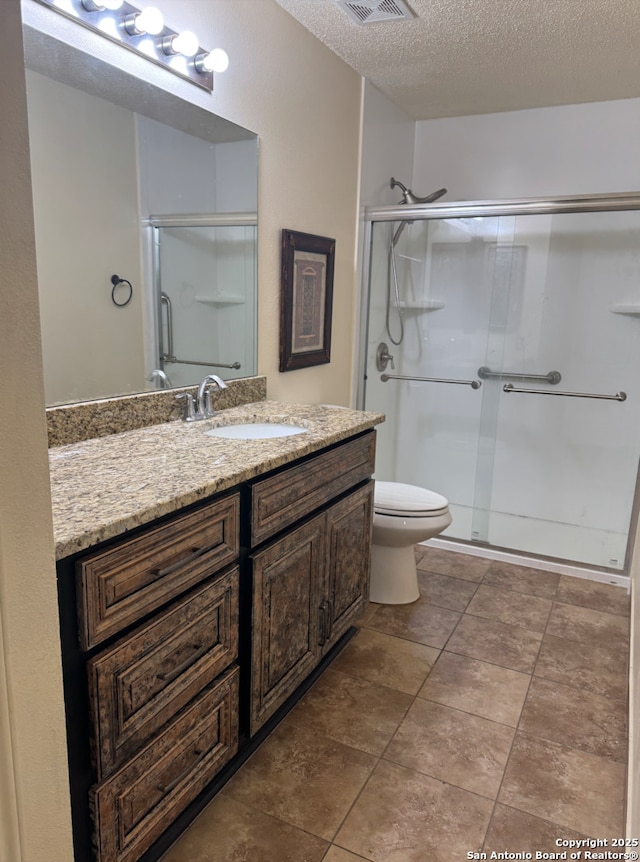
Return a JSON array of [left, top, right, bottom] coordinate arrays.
[[58, 429, 376, 862], [65, 492, 241, 862], [249, 433, 375, 734]]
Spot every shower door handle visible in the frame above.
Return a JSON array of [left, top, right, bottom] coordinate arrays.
[[160, 292, 176, 362], [503, 383, 627, 401], [381, 373, 481, 389], [478, 366, 561, 384]]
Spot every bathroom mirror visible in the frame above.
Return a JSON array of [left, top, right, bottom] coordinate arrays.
[[22, 26, 258, 406]]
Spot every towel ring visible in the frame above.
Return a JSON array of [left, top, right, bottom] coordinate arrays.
[[111, 274, 133, 307]]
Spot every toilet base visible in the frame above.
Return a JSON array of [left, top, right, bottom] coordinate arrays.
[[369, 543, 420, 604]]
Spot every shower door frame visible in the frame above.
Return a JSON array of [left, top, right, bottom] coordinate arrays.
[[357, 190, 640, 575]]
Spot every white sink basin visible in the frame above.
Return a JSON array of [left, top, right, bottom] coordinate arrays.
[[204, 422, 308, 440]]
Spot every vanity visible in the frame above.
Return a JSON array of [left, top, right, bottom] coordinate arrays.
[[51, 397, 383, 862]]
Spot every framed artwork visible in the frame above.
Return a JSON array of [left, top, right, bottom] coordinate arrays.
[[279, 229, 335, 372]]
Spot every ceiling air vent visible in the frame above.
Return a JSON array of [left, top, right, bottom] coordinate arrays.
[[335, 0, 415, 25]]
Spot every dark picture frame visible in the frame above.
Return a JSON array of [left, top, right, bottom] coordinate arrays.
[[279, 229, 335, 372]]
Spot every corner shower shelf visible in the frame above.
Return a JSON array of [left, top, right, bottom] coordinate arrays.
[[195, 295, 245, 305], [609, 303, 640, 316], [399, 300, 445, 311]]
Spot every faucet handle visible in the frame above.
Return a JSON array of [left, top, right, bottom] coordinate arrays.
[[175, 392, 196, 421], [204, 389, 215, 418]]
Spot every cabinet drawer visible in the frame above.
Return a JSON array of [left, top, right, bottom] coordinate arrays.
[[88, 568, 239, 780], [91, 665, 239, 862], [250, 431, 375, 545], [77, 493, 239, 650]]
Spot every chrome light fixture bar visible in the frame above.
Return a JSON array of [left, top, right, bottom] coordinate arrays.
[[32, 0, 229, 92]]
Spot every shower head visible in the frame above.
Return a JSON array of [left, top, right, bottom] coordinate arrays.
[[390, 177, 447, 205]]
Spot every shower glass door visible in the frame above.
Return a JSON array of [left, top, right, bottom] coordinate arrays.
[[363, 201, 640, 571]]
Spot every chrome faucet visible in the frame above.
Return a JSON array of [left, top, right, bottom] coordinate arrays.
[[175, 375, 228, 422], [197, 374, 228, 418], [146, 368, 173, 389]]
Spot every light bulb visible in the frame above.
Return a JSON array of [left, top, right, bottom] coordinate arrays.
[[197, 48, 229, 73], [168, 29, 199, 57], [125, 6, 164, 36]]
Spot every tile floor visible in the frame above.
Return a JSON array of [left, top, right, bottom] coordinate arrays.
[[162, 545, 630, 862]]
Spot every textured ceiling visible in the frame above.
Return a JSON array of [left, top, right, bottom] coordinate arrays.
[[274, 0, 640, 119]]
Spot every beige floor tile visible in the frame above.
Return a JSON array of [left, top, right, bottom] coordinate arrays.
[[519, 677, 627, 762], [324, 847, 370, 862], [284, 669, 412, 755], [499, 732, 626, 837], [417, 546, 490, 582], [223, 723, 376, 841], [356, 601, 378, 627], [484, 803, 590, 855], [446, 614, 542, 673], [366, 599, 461, 648], [418, 651, 530, 726], [546, 602, 630, 650], [330, 627, 440, 695], [535, 633, 628, 701], [417, 569, 479, 612], [161, 794, 329, 862], [482, 562, 560, 599], [384, 698, 514, 798], [466, 584, 552, 632], [555, 575, 630, 617], [335, 759, 493, 862]]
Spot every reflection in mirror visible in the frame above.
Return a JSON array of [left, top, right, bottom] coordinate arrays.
[[22, 26, 258, 406]]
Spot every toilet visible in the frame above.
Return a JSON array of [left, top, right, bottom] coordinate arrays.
[[370, 481, 452, 604]]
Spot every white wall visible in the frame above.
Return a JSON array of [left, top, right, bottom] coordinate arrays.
[[0, 2, 74, 860], [26, 71, 146, 405], [412, 98, 640, 200], [357, 81, 416, 441], [360, 81, 416, 207]]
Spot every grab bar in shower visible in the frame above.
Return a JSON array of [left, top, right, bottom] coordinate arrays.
[[164, 357, 242, 370], [381, 373, 482, 389], [160, 292, 174, 362], [160, 293, 240, 369], [503, 383, 627, 402], [478, 366, 562, 384]]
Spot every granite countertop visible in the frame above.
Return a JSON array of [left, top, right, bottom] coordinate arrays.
[[49, 401, 384, 560]]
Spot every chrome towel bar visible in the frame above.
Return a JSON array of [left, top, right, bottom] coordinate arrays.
[[503, 383, 627, 402], [381, 373, 481, 389], [479, 366, 561, 384]]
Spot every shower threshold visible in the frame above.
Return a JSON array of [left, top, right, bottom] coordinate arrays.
[[424, 536, 629, 589]]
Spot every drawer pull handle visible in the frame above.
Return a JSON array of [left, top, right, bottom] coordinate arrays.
[[150, 546, 208, 580], [157, 746, 206, 796], [156, 642, 208, 684]]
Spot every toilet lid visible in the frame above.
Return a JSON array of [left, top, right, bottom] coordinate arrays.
[[374, 481, 449, 516]]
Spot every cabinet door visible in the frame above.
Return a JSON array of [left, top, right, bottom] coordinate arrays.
[[250, 514, 325, 735], [322, 482, 373, 654]]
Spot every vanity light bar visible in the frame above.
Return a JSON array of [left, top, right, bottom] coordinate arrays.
[[32, 0, 229, 92]]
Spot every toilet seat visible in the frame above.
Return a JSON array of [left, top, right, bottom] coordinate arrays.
[[374, 481, 449, 517]]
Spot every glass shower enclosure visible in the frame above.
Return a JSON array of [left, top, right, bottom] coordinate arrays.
[[146, 213, 257, 388], [360, 193, 640, 573]]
